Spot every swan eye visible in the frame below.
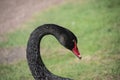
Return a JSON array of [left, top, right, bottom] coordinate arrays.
[[72, 39, 77, 43], [72, 39, 75, 43], [72, 40, 74, 42]]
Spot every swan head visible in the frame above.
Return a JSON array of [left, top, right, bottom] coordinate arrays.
[[59, 32, 82, 59]]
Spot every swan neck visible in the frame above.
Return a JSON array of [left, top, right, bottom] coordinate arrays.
[[26, 24, 63, 80]]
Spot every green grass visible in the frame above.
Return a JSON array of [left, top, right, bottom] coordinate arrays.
[[0, 61, 33, 80], [0, 0, 120, 80]]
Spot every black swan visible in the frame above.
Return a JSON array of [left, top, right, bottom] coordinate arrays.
[[26, 24, 81, 80]]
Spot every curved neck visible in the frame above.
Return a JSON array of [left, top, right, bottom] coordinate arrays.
[[26, 24, 71, 80]]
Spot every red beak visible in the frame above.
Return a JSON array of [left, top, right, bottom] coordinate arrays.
[[72, 41, 82, 59]]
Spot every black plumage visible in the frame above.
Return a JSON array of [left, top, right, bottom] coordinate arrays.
[[26, 24, 80, 80]]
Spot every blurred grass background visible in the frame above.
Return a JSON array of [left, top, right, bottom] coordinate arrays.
[[0, 0, 120, 80]]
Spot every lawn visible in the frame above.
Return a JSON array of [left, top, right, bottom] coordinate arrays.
[[0, 0, 120, 80]]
